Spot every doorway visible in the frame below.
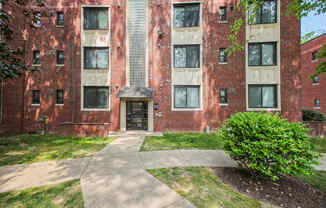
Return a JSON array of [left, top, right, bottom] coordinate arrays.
[[126, 101, 148, 130]]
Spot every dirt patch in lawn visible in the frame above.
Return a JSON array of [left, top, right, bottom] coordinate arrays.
[[213, 167, 326, 208]]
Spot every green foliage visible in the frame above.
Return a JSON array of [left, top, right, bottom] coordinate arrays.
[[140, 133, 224, 151], [219, 112, 321, 181], [302, 109, 326, 121], [301, 31, 318, 44]]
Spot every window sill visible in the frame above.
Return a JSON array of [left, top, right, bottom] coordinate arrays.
[[248, 65, 278, 67], [219, 103, 229, 106], [172, 108, 202, 112], [81, 108, 110, 112], [247, 107, 280, 112], [56, 104, 64, 106], [32, 64, 41, 67], [218, 62, 227, 65], [247, 22, 277, 26], [313, 107, 321, 110], [56, 64, 65, 67], [56, 25, 64, 28], [313, 83, 320, 86], [219, 20, 228, 24], [31, 104, 40, 107], [84, 68, 109, 71]]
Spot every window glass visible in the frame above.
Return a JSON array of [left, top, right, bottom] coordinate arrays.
[[219, 48, 227, 63], [57, 12, 64, 26], [312, 51, 318, 61], [220, 89, 228, 104], [84, 48, 109, 69], [262, 44, 274, 65], [57, 51, 64, 65], [56, 89, 64, 104], [32, 90, 40, 104], [313, 76, 319, 84], [219, 7, 227, 21], [174, 45, 200, 68], [248, 0, 276, 24], [187, 45, 200, 68], [33, 51, 40, 65], [187, 87, 200, 108], [174, 4, 199, 28], [84, 87, 109, 109], [174, 47, 186, 68], [248, 44, 260, 66], [315, 99, 320, 107], [175, 87, 187, 108], [262, 86, 275, 107], [249, 87, 261, 108], [33, 12, 41, 27], [84, 8, 108, 30]]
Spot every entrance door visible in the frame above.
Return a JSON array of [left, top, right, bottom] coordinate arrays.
[[126, 101, 148, 130]]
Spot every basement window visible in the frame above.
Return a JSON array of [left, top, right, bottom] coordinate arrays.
[[32, 90, 40, 105], [174, 45, 200, 68], [33, 50, 40, 65], [248, 85, 277, 108], [56, 89, 64, 105], [174, 4, 200, 28], [248, 42, 277, 66], [56, 11, 64, 26], [84, 47, 109, 69], [84, 87, 109, 109], [174, 86, 200, 109], [248, 0, 276, 24], [84, 7, 109, 30], [56, 50, 64, 65]]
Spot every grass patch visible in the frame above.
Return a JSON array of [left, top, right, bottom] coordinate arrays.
[[310, 138, 326, 153], [148, 167, 263, 208], [297, 171, 326, 194], [140, 133, 224, 151], [0, 179, 83, 208], [0, 134, 116, 166]]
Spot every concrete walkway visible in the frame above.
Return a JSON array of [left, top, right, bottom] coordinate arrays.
[[0, 135, 326, 208]]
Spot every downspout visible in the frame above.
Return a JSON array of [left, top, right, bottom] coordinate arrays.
[[20, 12, 27, 133], [71, 43, 75, 123]]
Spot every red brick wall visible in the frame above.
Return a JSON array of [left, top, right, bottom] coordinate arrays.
[[1, 0, 302, 135], [302, 34, 326, 115]]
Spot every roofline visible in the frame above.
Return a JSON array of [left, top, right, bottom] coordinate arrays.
[[302, 33, 326, 45]]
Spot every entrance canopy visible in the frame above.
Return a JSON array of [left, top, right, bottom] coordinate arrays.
[[117, 87, 153, 99]]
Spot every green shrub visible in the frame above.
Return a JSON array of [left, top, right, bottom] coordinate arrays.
[[302, 109, 326, 121], [219, 112, 321, 180]]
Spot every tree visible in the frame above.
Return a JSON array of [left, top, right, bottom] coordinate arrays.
[[229, 0, 326, 78], [0, 0, 43, 80]]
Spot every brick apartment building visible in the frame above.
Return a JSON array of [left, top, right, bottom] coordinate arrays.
[[0, 0, 301, 136], [302, 33, 326, 115]]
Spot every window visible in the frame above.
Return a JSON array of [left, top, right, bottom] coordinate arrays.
[[219, 89, 228, 104], [314, 99, 320, 108], [313, 76, 319, 84], [84, 7, 109, 30], [219, 48, 227, 63], [33, 50, 40, 65], [56, 89, 64, 105], [248, 42, 276, 66], [248, 85, 277, 108], [174, 4, 200, 28], [174, 86, 200, 108], [248, 0, 276, 24], [56, 12, 64, 26], [56, 50, 64, 65], [174, 45, 200, 68], [312, 51, 318, 61], [84, 87, 109, 109], [32, 90, 40, 105], [33, 12, 41, 27], [84, 47, 109, 69], [219, 7, 227, 21]]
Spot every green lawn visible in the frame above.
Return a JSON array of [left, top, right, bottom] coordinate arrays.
[[0, 179, 83, 208], [0, 134, 116, 166], [140, 133, 224, 151], [310, 138, 326, 153], [148, 167, 264, 208]]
